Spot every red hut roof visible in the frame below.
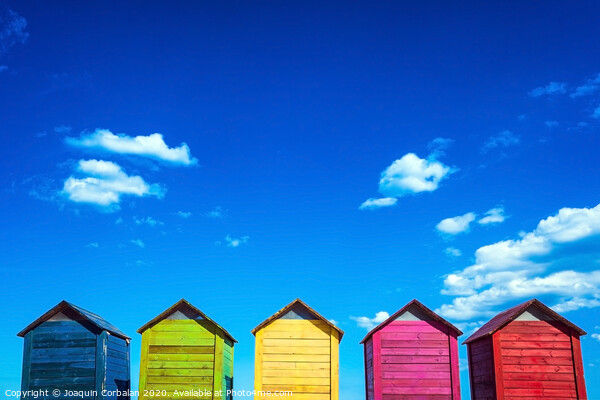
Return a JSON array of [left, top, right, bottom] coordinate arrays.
[[463, 298, 586, 344], [360, 299, 463, 344]]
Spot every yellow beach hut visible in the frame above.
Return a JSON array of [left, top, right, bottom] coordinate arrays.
[[137, 299, 236, 400], [251, 298, 344, 400]]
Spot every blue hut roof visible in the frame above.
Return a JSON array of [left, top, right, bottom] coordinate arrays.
[[17, 300, 129, 340]]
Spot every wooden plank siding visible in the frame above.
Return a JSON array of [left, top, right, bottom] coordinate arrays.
[[256, 319, 334, 400], [26, 321, 97, 400], [498, 320, 579, 400], [378, 321, 454, 400], [140, 319, 216, 400]]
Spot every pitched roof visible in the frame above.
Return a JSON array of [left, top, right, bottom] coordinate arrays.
[[360, 299, 462, 344], [464, 298, 587, 344], [17, 300, 129, 339], [251, 298, 344, 340], [137, 299, 237, 343]]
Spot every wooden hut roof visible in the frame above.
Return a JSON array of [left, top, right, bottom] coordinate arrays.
[[360, 299, 463, 344], [251, 298, 344, 339], [17, 300, 129, 340], [137, 298, 237, 343], [463, 298, 586, 344]]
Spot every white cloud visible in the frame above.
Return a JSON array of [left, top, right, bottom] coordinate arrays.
[[130, 239, 145, 248], [545, 120, 559, 128], [571, 73, 600, 98], [478, 207, 506, 225], [329, 319, 338, 325], [445, 247, 462, 257], [437, 203, 600, 320], [62, 159, 165, 208], [592, 106, 600, 119], [359, 197, 398, 210], [176, 211, 192, 218], [86, 242, 99, 248], [225, 235, 249, 248], [66, 129, 197, 166], [351, 311, 390, 330], [436, 212, 476, 235], [115, 217, 123, 224], [134, 216, 163, 226], [528, 81, 567, 97], [379, 153, 453, 198], [481, 131, 520, 153], [592, 333, 600, 342]]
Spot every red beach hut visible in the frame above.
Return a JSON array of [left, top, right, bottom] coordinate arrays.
[[464, 298, 587, 400], [360, 299, 463, 400]]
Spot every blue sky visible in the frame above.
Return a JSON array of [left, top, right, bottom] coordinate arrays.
[[1, 1, 600, 398]]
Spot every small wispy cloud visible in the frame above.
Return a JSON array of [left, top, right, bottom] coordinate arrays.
[[134, 216, 163, 227], [545, 121, 559, 128], [0, 65, 7, 73], [62, 159, 165, 209], [445, 247, 462, 257], [592, 333, 600, 342], [54, 125, 72, 134], [115, 217, 123, 224], [224, 235, 249, 248], [66, 129, 197, 166], [571, 73, 600, 98], [205, 206, 225, 219], [130, 239, 145, 248], [427, 137, 454, 159], [86, 242, 99, 248], [176, 211, 192, 218], [0, 8, 29, 55], [478, 207, 507, 225], [351, 311, 389, 330], [359, 197, 398, 210], [592, 106, 600, 119], [528, 81, 567, 97], [481, 131, 520, 153], [436, 212, 476, 235]]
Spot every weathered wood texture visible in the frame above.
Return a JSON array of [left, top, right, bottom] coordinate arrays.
[[255, 319, 338, 400], [253, 300, 343, 400], [362, 301, 462, 400], [138, 301, 235, 400], [466, 301, 588, 400], [20, 316, 130, 400]]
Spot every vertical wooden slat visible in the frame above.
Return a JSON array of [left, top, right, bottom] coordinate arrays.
[[21, 331, 32, 398], [492, 332, 504, 400], [230, 343, 235, 399], [467, 344, 475, 400], [449, 332, 461, 400], [213, 329, 224, 400], [570, 331, 588, 400], [363, 340, 369, 400], [138, 330, 150, 400], [95, 331, 108, 400], [330, 327, 339, 400], [372, 331, 382, 400], [254, 329, 263, 399]]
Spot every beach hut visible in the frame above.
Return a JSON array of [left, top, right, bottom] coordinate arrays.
[[137, 299, 236, 400], [360, 299, 463, 400], [251, 298, 344, 400], [464, 298, 587, 400], [18, 300, 131, 400]]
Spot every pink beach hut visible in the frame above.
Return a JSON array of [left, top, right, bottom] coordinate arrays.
[[360, 299, 463, 400]]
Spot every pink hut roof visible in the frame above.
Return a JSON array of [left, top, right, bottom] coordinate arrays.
[[360, 299, 463, 344], [463, 298, 586, 344]]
